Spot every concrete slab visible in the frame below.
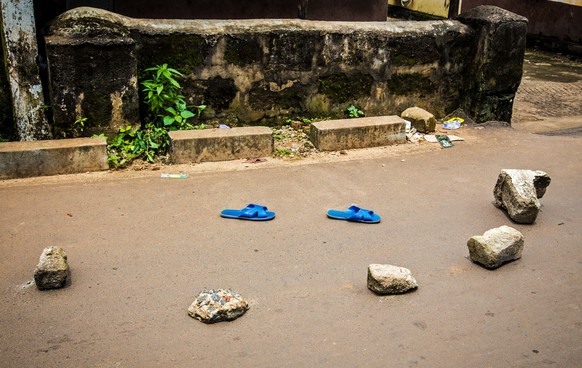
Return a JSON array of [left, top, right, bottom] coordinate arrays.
[[169, 126, 273, 163], [310, 116, 406, 151], [0, 137, 108, 179]]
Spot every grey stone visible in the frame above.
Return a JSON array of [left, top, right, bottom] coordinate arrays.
[[34, 246, 69, 290], [467, 225, 524, 269], [400, 107, 436, 133], [367, 264, 418, 295], [494, 169, 551, 224], [310, 116, 406, 151], [188, 289, 249, 323]]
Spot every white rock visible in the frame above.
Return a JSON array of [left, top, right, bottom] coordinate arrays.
[[493, 169, 551, 224], [367, 264, 418, 294], [467, 225, 524, 269]]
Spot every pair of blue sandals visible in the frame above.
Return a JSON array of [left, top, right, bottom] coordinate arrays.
[[220, 203, 381, 224]]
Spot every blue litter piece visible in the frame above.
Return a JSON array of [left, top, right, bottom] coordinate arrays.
[[220, 204, 275, 221], [327, 205, 381, 224]]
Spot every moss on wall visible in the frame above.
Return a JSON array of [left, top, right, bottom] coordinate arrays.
[[318, 73, 374, 104], [184, 76, 238, 111], [249, 81, 307, 110], [138, 34, 209, 74], [224, 37, 262, 67], [388, 36, 439, 67], [388, 73, 436, 96], [267, 31, 317, 71], [48, 43, 139, 137]]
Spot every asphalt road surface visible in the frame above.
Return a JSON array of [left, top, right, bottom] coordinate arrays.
[[1, 51, 581, 367]]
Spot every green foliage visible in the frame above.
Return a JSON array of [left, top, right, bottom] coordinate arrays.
[[273, 130, 285, 141], [106, 125, 169, 168], [141, 64, 205, 131], [274, 148, 293, 157], [104, 64, 206, 168], [55, 116, 88, 139], [347, 104, 365, 118], [74, 117, 87, 130]]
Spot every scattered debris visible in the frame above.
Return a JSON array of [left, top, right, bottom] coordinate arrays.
[[406, 127, 423, 144], [424, 135, 465, 143], [160, 173, 188, 179], [367, 264, 418, 295], [188, 289, 249, 324], [401, 107, 437, 133], [273, 125, 318, 159], [34, 246, 69, 290], [442, 117, 464, 130], [219, 124, 230, 129], [467, 225, 524, 269], [493, 169, 551, 224], [443, 109, 475, 126], [436, 134, 454, 148]]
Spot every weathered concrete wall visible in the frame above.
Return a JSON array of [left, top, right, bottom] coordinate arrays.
[[458, 6, 528, 123], [45, 9, 140, 137], [44, 6, 527, 136]]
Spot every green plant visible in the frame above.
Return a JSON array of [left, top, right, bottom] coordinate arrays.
[[104, 64, 206, 167], [347, 104, 365, 118], [74, 117, 87, 130], [141, 64, 205, 131], [274, 148, 293, 157], [105, 125, 170, 168], [285, 117, 313, 125]]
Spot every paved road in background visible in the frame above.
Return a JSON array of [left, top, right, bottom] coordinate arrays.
[[0, 51, 581, 367]]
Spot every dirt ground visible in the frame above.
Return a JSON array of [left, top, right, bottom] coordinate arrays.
[[1, 50, 581, 367]]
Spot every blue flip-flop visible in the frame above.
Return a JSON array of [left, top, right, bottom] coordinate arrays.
[[327, 205, 381, 224], [220, 203, 275, 221]]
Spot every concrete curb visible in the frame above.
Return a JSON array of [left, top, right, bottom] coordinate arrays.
[[0, 137, 108, 179], [310, 116, 406, 151], [169, 127, 274, 164], [0, 117, 410, 179]]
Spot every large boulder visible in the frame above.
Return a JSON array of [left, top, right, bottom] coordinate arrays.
[[188, 289, 249, 323], [400, 107, 436, 133], [34, 246, 69, 290], [467, 225, 524, 269], [367, 264, 418, 295], [494, 169, 551, 224]]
